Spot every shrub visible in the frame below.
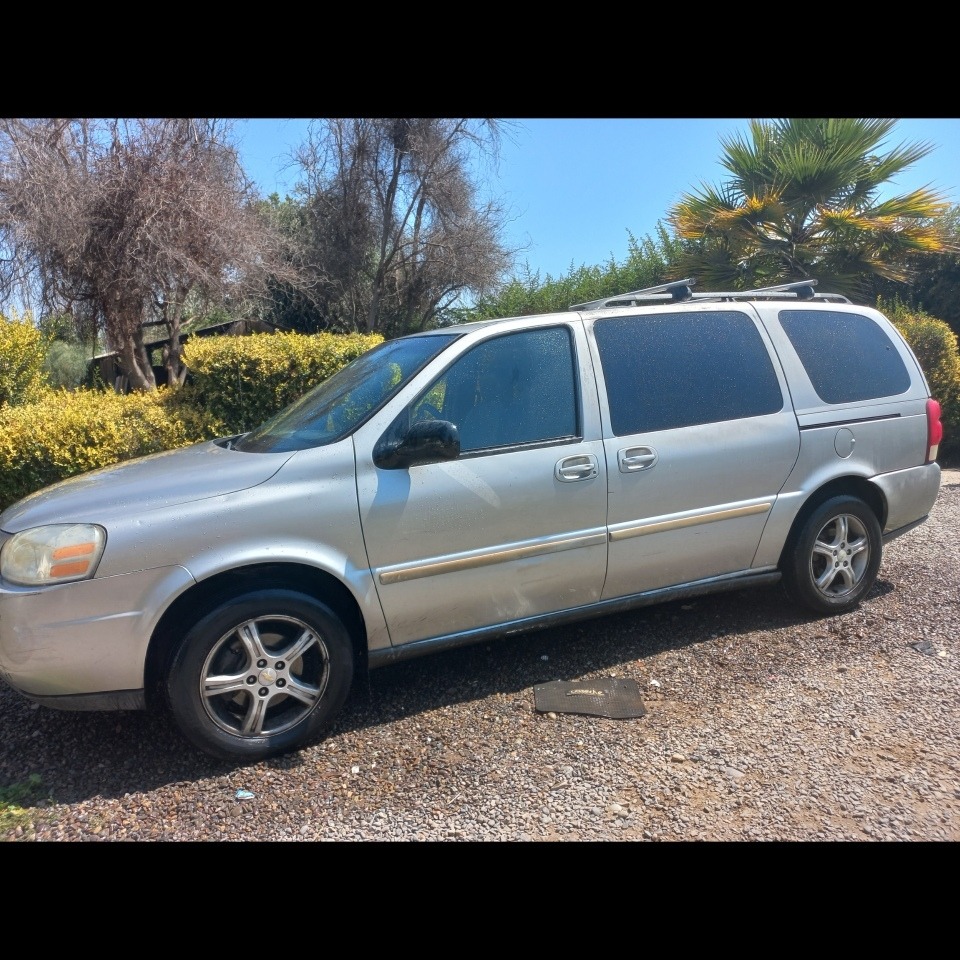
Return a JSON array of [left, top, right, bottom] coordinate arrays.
[[0, 387, 223, 511], [882, 298, 960, 463], [181, 330, 383, 435], [0, 330, 382, 511], [43, 340, 90, 389], [0, 311, 50, 406]]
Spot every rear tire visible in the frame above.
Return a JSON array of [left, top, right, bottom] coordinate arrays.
[[166, 589, 354, 762], [782, 496, 882, 615]]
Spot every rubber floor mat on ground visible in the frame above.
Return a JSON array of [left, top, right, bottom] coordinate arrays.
[[533, 677, 646, 719]]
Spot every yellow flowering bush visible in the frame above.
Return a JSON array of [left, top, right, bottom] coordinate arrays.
[[0, 387, 222, 510], [182, 331, 383, 435], [0, 311, 51, 407]]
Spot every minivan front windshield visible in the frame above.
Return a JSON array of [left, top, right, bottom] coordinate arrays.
[[234, 333, 459, 453]]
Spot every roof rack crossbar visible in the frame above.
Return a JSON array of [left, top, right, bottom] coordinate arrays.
[[738, 280, 818, 299], [568, 278, 696, 311]]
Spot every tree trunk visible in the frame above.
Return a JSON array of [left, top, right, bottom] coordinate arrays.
[[117, 340, 156, 391], [162, 293, 188, 387]]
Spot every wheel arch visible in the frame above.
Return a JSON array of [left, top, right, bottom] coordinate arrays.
[[144, 562, 367, 710], [778, 475, 886, 569]]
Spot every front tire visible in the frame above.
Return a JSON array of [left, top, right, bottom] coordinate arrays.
[[166, 590, 354, 762], [782, 496, 882, 615]]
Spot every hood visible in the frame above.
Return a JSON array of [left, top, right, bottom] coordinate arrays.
[[0, 439, 295, 533]]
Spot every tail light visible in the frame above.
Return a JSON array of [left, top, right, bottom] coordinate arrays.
[[926, 399, 943, 463]]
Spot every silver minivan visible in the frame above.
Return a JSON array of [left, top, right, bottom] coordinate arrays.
[[0, 280, 943, 760]]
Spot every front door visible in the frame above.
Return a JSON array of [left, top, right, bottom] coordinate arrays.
[[355, 324, 609, 646]]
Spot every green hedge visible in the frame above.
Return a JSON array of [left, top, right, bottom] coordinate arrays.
[[883, 299, 960, 462], [181, 330, 383, 435], [0, 388, 222, 512]]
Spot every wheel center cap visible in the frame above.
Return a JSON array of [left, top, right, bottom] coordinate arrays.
[[258, 667, 278, 685]]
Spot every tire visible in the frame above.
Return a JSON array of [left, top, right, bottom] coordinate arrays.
[[166, 590, 354, 762], [782, 495, 883, 615]]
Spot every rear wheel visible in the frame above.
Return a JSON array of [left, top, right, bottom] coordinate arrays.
[[166, 590, 354, 762], [782, 496, 882, 615]]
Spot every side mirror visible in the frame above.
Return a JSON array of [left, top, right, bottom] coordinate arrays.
[[373, 419, 461, 469]]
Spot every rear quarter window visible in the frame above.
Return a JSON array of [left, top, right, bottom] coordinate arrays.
[[779, 309, 911, 403], [593, 310, 783, 435]]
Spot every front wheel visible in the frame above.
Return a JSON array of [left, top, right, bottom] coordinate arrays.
[[166, 590, 354, 762], [782, 496, 882, 615]]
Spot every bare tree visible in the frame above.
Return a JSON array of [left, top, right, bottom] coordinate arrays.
[[293, 118, 519, 337], [0, 118, 299, 389]]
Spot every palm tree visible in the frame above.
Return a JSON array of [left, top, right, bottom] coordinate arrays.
[[668, 118, 957, 301]]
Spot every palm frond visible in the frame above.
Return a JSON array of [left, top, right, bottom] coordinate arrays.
[[667, 118, 953, 301]]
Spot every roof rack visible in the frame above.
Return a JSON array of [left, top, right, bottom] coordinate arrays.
[[568, 278, 850, 311]]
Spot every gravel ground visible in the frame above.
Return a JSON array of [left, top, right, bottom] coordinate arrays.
[[2, 470, 958, 842]]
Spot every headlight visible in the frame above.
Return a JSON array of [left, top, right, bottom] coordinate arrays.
[[1, 524, 107, 586]]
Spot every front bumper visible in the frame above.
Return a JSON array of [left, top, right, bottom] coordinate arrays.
[[0, 563, 196, 707]]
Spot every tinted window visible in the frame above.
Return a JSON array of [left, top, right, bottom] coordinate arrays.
[[411, 326, 579, 452], [593, 310, 783, 435], [779, 310, 911, 403]]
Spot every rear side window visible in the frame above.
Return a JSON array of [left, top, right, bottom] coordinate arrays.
[[780, 309, 911, 403], [593, 310, 783, 435]]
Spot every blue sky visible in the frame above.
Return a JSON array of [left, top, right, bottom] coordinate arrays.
[[236, 118, 960, 283]]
